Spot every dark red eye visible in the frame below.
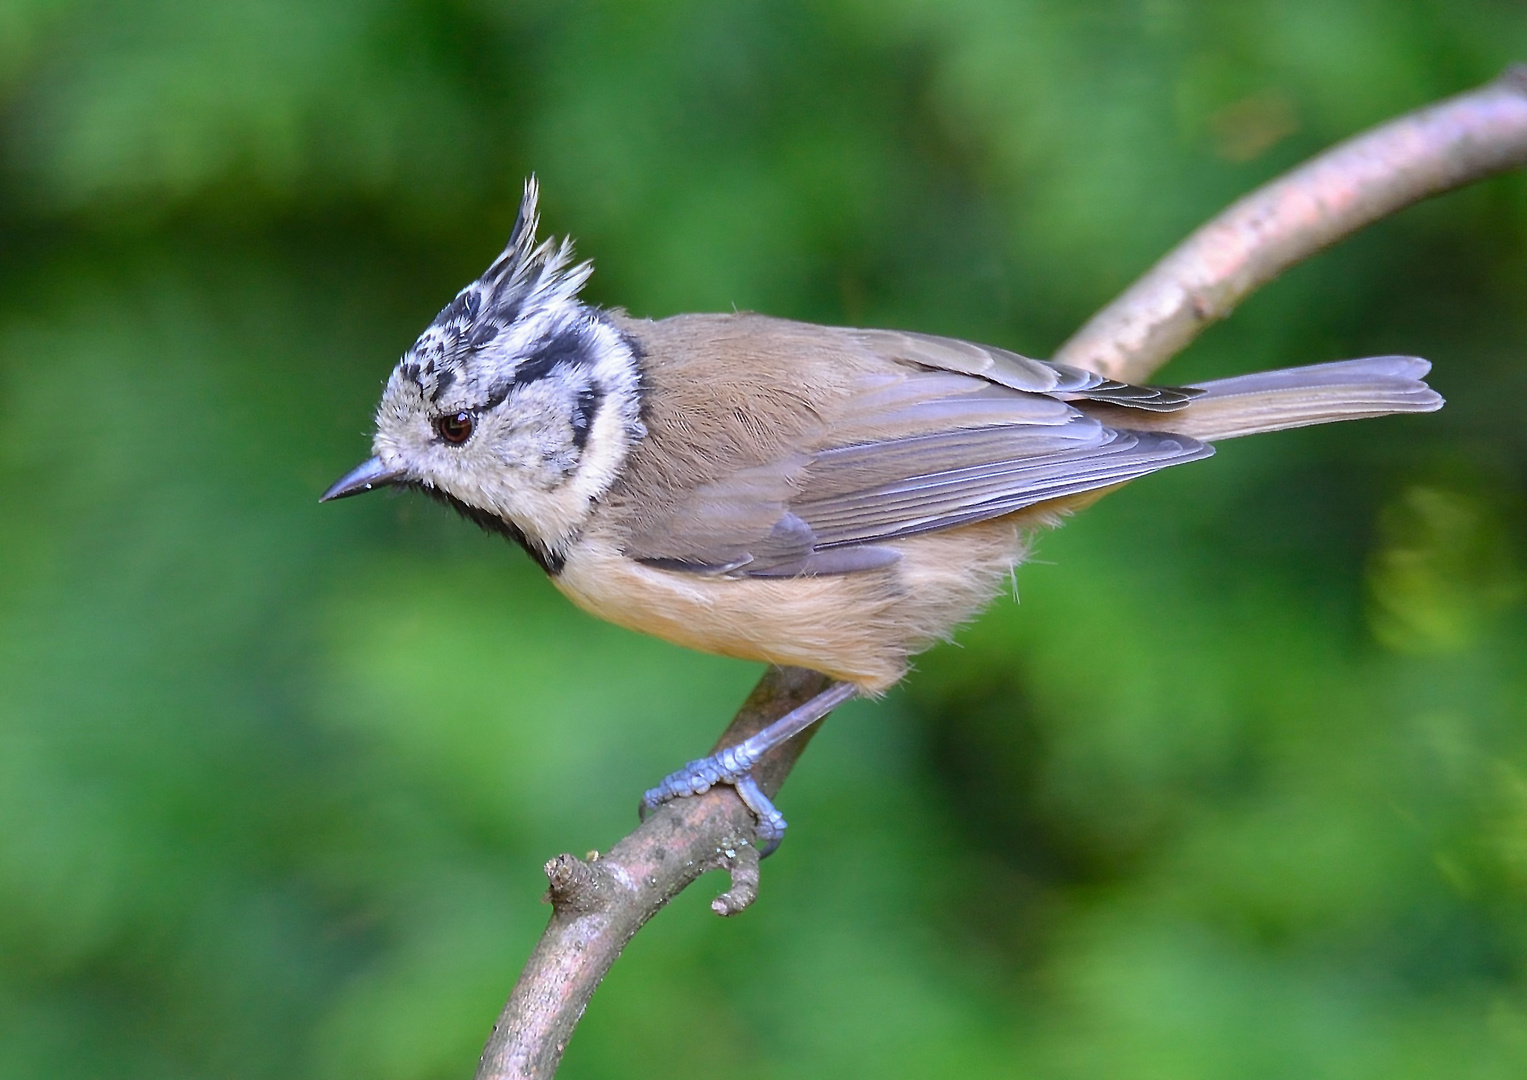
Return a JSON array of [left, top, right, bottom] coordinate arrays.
[[435, 411, 474, 444]]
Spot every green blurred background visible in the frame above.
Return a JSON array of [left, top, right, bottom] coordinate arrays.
[[2, 1, 1526, 1077]]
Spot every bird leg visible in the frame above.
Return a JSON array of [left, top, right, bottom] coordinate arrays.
[[639, 681, 858, 855]]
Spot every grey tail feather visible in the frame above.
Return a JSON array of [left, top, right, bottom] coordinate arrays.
[[1146, 356, 1443, 442]]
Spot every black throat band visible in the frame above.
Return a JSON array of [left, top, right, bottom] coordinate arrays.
[[407, 482, 566, 576]]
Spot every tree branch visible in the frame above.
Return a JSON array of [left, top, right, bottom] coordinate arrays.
[[475, 666, 832, 1080], [1053, 65, 1527, 384], [475, 66, 1527, 1080]]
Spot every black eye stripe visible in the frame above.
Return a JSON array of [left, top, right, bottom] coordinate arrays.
[[512, 326, 588, 388], [473, 325, 592, 411]]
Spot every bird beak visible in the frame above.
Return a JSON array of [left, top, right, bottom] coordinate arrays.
[[320, 457, 406, 502]]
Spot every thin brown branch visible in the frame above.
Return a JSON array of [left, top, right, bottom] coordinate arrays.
[[476, 66, 1527, 1080], [475, 666, 832, 1080], [1054, 65, 1527, 383]]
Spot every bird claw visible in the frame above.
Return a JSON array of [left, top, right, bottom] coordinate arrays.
[[733, 775, 786, 856], [636, 681, 855, 851], [639, 758, 787, 855]]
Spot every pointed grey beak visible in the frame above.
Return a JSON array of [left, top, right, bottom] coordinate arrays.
[[320, 457, 407, 502]]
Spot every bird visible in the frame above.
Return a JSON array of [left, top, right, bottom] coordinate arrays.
[[323, 178, 1443, 850]]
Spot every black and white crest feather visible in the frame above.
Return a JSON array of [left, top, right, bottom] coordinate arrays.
[[402, 178, 597, 403]]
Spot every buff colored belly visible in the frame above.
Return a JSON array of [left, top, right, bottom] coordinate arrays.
[[551, 514, 1036, 694]]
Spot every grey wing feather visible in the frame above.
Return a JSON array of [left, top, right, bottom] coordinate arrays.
[[793, 424, 1212, 548], [626, 326, 1213, 578], [849, 328, 1204, 412]]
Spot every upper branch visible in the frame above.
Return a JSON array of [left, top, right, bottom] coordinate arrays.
[[1053, 65, 1527, 384]]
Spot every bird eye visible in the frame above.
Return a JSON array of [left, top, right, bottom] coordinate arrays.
[[435, 411, 474, 444]]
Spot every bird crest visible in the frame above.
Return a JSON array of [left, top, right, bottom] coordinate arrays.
[[401, 177, 594, 403], [479, 176, 594, 324]]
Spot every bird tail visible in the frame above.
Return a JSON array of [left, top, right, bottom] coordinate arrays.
[[1126, 356, 1443, 442]]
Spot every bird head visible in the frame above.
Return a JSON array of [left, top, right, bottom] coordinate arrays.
[[322, 178, 645, 568]]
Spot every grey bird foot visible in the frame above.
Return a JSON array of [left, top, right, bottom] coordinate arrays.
[[635, 681, 859, 857], [640, 759, 788, 855]]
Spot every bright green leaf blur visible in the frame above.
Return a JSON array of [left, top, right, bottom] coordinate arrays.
[[2, 2, 1525, 1077]]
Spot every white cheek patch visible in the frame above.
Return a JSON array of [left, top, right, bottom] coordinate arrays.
[[559, 317, 646, 503], [470, 318, 643, 548]]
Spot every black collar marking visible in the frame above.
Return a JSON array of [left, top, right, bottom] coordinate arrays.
[[407, 482, 566, 576]]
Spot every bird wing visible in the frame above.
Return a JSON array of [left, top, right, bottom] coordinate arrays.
[[622, 341, 1212, 577]]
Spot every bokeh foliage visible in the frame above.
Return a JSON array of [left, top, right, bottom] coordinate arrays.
[[2, 1, 1526, 1077]]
